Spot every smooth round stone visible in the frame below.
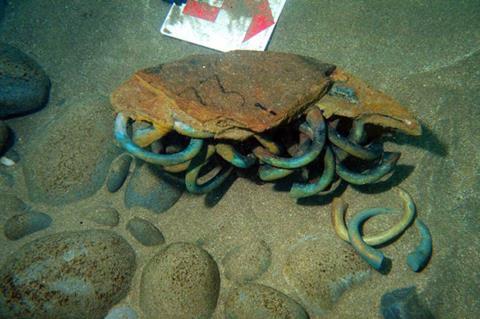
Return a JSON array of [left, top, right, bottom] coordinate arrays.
[[0, 43, 50, 118], [222, 239, 272, 283], [0, 120, 8, 153], [126, 217, 165, 246], [140, 242, 220, 319], [80, 206, 120, 227], [22, 100, 122, 205], [125, 162, 183, 214], [4, 210, 52, 240], [106, 153, 132, 193], [283, 238, 371, 315], [0, 230, 136, 319], [224, 283, 309, 319]]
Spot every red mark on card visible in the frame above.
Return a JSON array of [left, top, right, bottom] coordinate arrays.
[[183, 1, 221, 22], [243, 0, 275, 42]]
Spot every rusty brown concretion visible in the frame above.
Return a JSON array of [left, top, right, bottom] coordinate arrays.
[[111, 51, 420, 140]]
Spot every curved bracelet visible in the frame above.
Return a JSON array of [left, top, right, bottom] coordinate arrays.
[[331, 187, 416, 246], [407, 219, 432, 272], [347, 207, 391, 271], [115, 113, 203, 166]]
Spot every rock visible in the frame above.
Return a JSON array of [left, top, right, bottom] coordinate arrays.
[[224, 283, 309, 319], [0, 230, 136, 319], [22, 100, 122, 205], [79, 206, 120, 227], [106, 153, 133, 193], [0, 43, 50, 118], [126, 217, 165, 246], [105, 306, 138, 319], [0, 120, 8, 153], [140, 242, 220, 319], [283, 238, 371, 315], [4, 210, 52, 240], [380, 286, 434, 319], [125, 162, 183, 214], [222, 239, 272, 283]]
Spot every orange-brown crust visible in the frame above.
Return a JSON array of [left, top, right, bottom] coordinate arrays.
[[111, 51, 421, 140], [317, 68, 421, 136], [111, 51, 334, 140]]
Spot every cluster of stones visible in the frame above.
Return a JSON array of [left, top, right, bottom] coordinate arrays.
[[1, 182, 430, 318], [0, 209, 375, 319]]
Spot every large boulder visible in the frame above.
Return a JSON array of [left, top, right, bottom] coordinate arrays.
[[0, 43, 50, 118], [0, 230, 136, 319], [22, 100, 122, 205]]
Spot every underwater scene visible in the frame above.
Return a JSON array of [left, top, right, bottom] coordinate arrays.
[[0, 0, 478, 318]]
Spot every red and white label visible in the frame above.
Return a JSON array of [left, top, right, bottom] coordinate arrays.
[[161, 0, 286, 52]]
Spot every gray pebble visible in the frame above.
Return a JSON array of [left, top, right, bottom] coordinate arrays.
[[106, 153, 133, 193], [80, 206, 120, 227], [0, 230, 136, 319], [124, 162, 183, 214], [126, 217, 165, 246], [4, 210, 52, 240], [0, 43, 50, 118]]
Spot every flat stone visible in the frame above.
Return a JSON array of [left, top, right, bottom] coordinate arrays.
[[0, 230, 136, 319], [4, 210, 52, 240], [224, 283, 309, 319], [283, 238, 370, 316], [79, 206, 120, 227], [106, 153, 132, 193], [0, 43, 50, 118], [126, 217, 165, 246], [380, 286, 433, 319], [22, 100, 122, 205], [140, 242, 220, 319], [222, 239, 271, 283], [124, 162, 183, 214]]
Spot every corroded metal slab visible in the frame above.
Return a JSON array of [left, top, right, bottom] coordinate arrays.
[[111, 51, 334, 139]]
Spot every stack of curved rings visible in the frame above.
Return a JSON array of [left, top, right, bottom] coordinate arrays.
[[331, 187, 432, 272], [114, 106, 400, 197]]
